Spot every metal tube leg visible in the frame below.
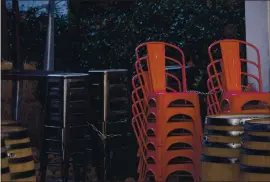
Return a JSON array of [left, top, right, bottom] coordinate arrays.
[[62, 125, 69, 182], [12, 80, 23, 121], [62, 79, 69, 182], [102, 136, 107, 181], [82, 151, 89, 181], [101, 72, 109, 181], [40, 78, 50, 182], [62, 148, 69, 182], [39, 151, 48, 182]]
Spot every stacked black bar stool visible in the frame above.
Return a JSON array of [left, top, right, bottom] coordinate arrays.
[[39, 73, 93, 182], [88, 69, 134, 181]]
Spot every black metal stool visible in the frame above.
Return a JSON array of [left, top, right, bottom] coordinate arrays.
[[88, 69, 133, 181], [40, 73, 93, 182]]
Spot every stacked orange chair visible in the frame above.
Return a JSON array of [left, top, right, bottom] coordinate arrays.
[[131, 74, 148, 181], [206, 39, 270, 115], [131, 42, 203, 182]]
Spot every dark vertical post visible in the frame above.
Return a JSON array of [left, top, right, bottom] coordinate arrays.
[[44, 0, 55, 71], [11, 0, 23, 121], [68, 1, 82, 71], [1, 0, 8, 59], [11, 0, 22, 70]]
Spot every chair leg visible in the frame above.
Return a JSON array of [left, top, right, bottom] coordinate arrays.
[[81, 151, 89, 182], [97, 143, 106, 181], [39, 151, 48, 182], [73, 165, 82, 182], [62, 131, 70, 182], [40, 80, 49, 182], [62, 154, 69, 182], [73, 152, 88, 182]]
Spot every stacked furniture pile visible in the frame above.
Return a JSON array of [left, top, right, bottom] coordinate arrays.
[[88, 69, 136, 181], [131, 42, 203, 181], [39, 73, 92, 182]]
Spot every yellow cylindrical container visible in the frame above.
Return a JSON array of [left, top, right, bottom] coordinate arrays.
[[240, 118, 270, 181], [2, 120, 36, 181], [201, 114, 270, 181], [1, 137, 11, 181]]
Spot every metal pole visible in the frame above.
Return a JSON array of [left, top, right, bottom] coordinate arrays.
[[11, 0, 22, 70], [12, 80, 23, 121], [44, 0, 55, 71], [1, 0, 8, 59], [11, 0, 23, 121]]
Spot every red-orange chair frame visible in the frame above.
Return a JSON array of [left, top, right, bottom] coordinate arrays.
[[134, 42, 202, 181], [207, 39, 270, 115]]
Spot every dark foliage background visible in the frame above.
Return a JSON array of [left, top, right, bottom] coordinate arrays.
[[3, 0, 245, 92]]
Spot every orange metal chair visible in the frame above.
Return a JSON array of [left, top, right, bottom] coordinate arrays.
[[132, 105, 148, 180], [149, 93, 199, 182], [132, 73, 162, 181], [139, 94, 198, 181], [131, 75, 148, 180], [133, 42, 202, 181], [132, 73, 196, 181], [132, 76, 165, 181], [133, 92, 198, 181], [207, 39, 270, 115], [132, 114, 147, 180], [134, 42, 202, 134], [135, 42, 202, 133]]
